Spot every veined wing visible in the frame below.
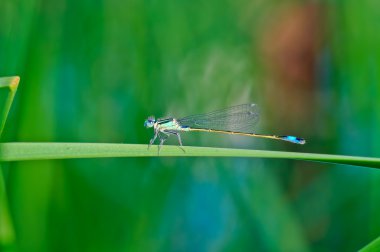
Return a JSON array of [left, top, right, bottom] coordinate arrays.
[[178, 104, 259, 132]]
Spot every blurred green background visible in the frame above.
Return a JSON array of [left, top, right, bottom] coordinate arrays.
[[1, 0, 380, 251]]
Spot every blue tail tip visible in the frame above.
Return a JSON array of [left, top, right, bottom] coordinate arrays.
[[282, 136, 306, 145]]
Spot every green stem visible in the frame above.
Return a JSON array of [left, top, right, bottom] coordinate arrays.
[[0, 76, 20, 136], [0, 142, 379, 168], [359, 236, 380, 252], [0, 76, 19, 248]]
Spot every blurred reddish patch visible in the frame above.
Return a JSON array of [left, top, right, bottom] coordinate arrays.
[[259, 3, 324, 132]]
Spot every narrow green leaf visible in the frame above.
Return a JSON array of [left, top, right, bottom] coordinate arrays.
[[359, 236, 380, 252], [0, 76, 19, 248], [0, 76, 19, 137], [0, 142, 379, 168]]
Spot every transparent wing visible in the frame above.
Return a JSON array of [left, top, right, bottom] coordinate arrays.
[[178, 104, 260, 132]]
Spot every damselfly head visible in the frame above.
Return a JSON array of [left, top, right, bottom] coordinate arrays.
[[144, 116, 156, 128]]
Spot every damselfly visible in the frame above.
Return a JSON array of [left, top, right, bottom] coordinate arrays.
[[144, 104, 305, 153]]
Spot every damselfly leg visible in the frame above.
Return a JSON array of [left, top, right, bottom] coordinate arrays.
[[148, 130, 158, 150], [174, 132, 185, 153], [158, 133, 169, 154]]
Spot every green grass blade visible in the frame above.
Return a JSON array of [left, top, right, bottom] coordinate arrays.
[[0, 76, 19, 248], [359, 236, 380, 252], [0, 76, 20, 136], [0, 142, 379, 168]]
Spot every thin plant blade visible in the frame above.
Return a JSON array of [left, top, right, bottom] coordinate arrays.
[[359, 236, 380, 252], [0, 76, 19, 248], [0, 142, 379, 169], [0, 76, 20, 136]]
